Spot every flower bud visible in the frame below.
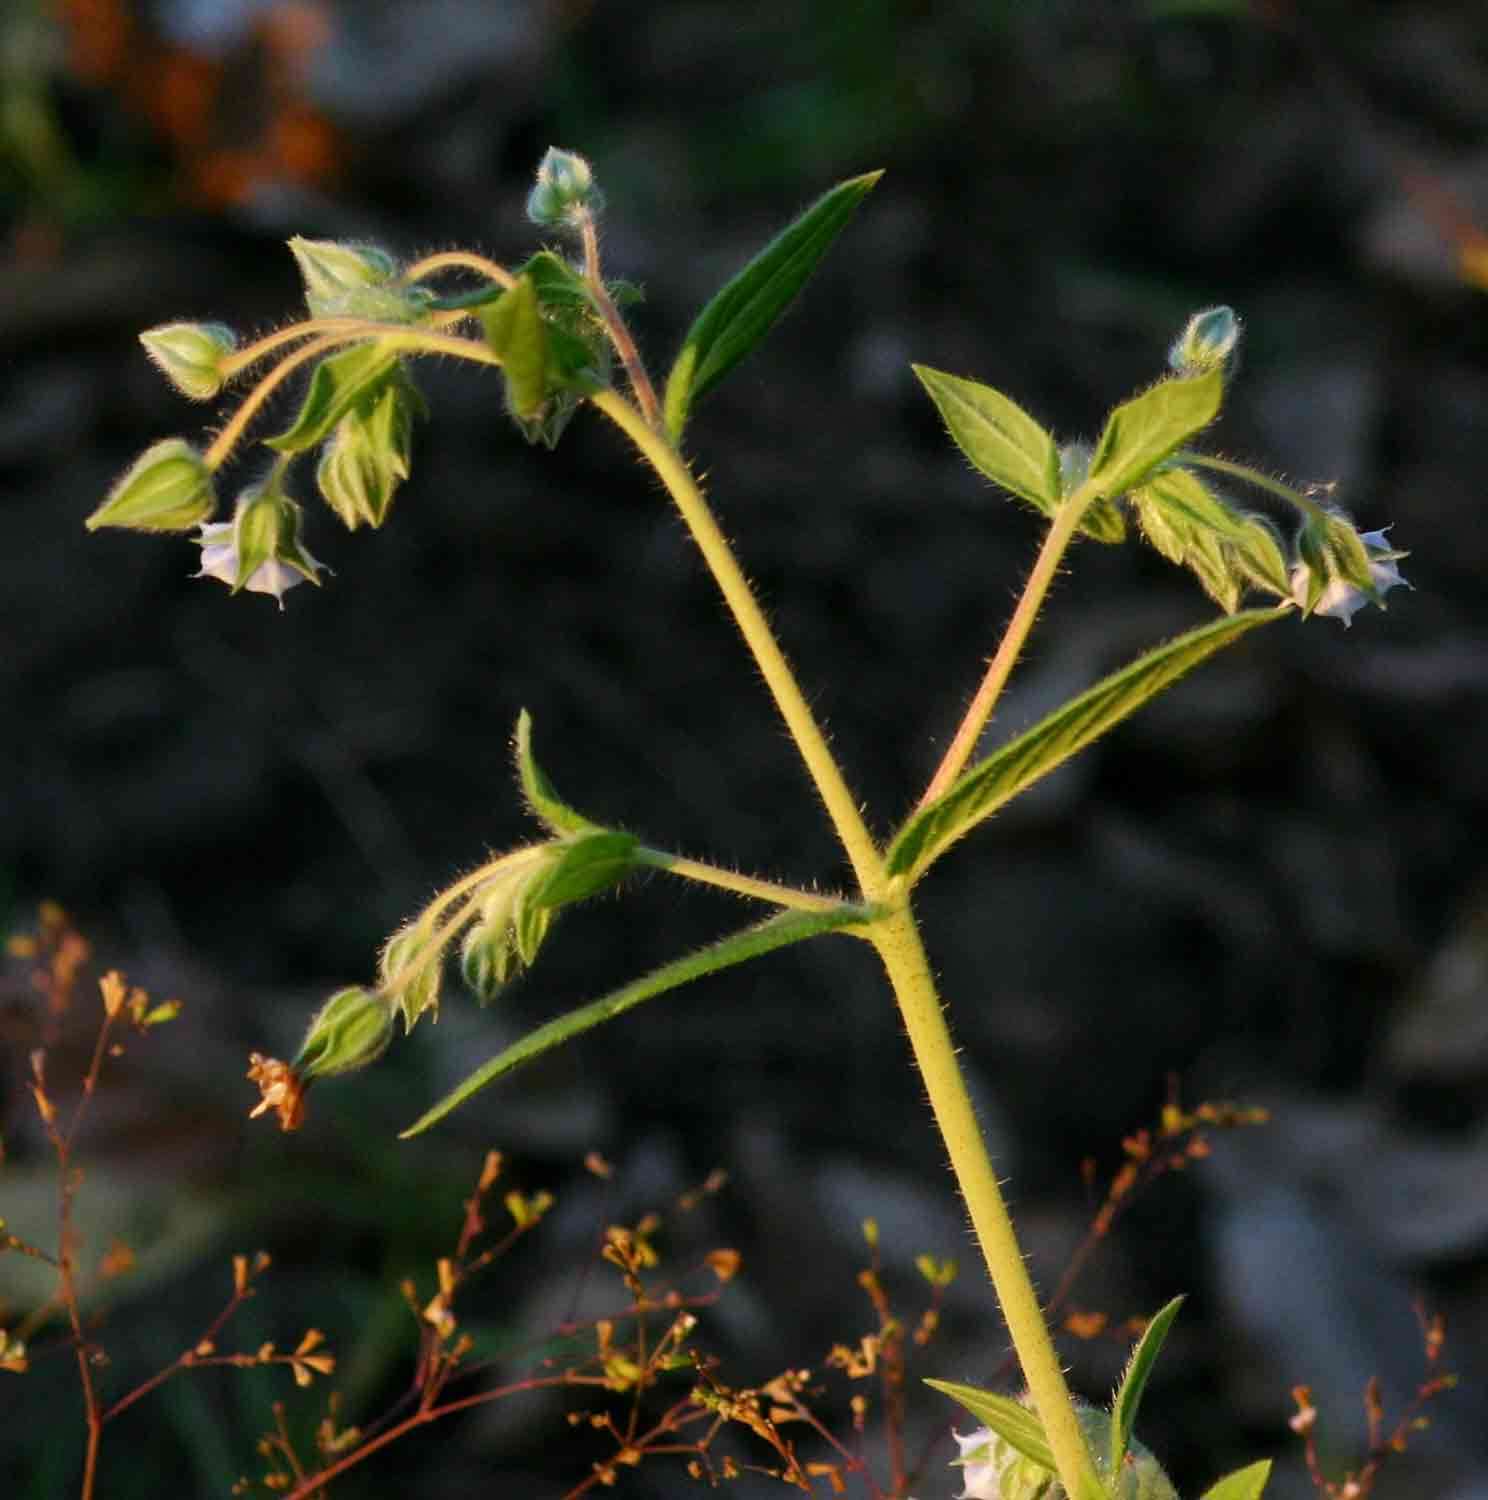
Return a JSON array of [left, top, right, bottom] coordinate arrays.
[[316, 379, 416, 530], [294, 985, 395, 1080], [195, 478, 325, 607], [1168, 305, 1240, 375], [139, 321, 237, 400], [288, 236, 427, 322], [86, 438, 218, 532], [526, 147, 604, 230], [379, 923, 443, 1030]]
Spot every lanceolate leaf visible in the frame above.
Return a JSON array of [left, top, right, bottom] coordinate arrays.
[[922, 1381, 1056, 1471], [1088, 368, 1223, 503], [913, 366, 1062, 518], [515, 709, 597, 835], [887, 608, 1285, 882], [266, 342, 401, 453], [400, 906, 870, 1137], [1110, 1295, 1184, 1471], [662, 170, 882, 440], [1198, 1460, 1272, 1500]]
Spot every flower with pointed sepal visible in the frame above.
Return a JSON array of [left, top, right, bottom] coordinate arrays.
[[1290, 525, 1410, 627], [195, 473, 326, 607]]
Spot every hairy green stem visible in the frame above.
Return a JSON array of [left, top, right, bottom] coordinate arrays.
[[598, 383, 1103, 1500], [870, 904, 1104, 1500], [1178, 451, 1329, 520], [917, 485, 1095, 812], [591, 388, 882, 893], [634, 848, 850, 914]]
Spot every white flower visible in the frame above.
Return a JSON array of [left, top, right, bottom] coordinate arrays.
[[1290, 526, 1410, 627], [952, 1428, 1002, 1500], [195, 482, 325, 608]]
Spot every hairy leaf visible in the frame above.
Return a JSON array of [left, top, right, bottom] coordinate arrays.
[[887, 608, 1284, 881], [1198, 1461, 1272, 1500], [1111, 1296, 1184, 1470], [400, 906, 870, 1136], [1088, 369, 1223, 502], [515, 709, 597, 835], [914, 366, 1062, 518], [266, 342, 400, 454], [663, 171, 881, 439], [923, 1380, 1056, 1471], [530, 830, 640, 909]]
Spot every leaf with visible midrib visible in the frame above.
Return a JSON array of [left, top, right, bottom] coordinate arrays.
[[1110, 1295, 1184, 1470], [400, 905, 871, 1137], [913, 365, 1061, 517], [1088, 368, 1223, 502], [1198, 1461, 1272, 1500], [922, 1380, 1055, 1470], [266, 343, 400, 454], [887, 608, 1286, 883], [663, 171, 882, 440]]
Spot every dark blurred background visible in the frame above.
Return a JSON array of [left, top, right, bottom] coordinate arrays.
[[3, 1, 1487, 1496]]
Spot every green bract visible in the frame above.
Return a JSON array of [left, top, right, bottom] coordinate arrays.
[[86, 438, 216, 533]]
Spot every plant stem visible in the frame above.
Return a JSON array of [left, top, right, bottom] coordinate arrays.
[[869, 904, 1104, 1500], [602, 382, 1102, 1499], [634, 847, 851, 913], [592, 388, 882, 893], [578, 211, 664, 431], [917, 488, 1091, 813], [1179, 451, 1329, 520], [401, 250, 516, 289]]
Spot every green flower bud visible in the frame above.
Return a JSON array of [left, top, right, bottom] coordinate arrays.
[[195, 478, 325, 607], [458, 875, 523, 1003], [379, 923, 443, 1031], [86, 438, 217, 533], [1168, 305, 1240, 375], [293, 986, 394, 1081], [288, 236, 428, 323], [139, 321, 237, 400], [526, 147, 604, 231]]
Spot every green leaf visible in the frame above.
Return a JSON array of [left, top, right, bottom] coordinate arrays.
[[515, 709, 597, 836], [1088, 369, 1223, 502], [887, 608, 1285, 882], [530, 830, 640, 909], [922, 1380, 1056, 1471], [400, 906, 869, 1136], [1110, 1296, 1184, 1471], [482, 274, 549, 422], [1198, 1460, 1272, 1500], [913, 366, 1062, 518], [266, 342, 401, 454], [663, 170, 881, 439]]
